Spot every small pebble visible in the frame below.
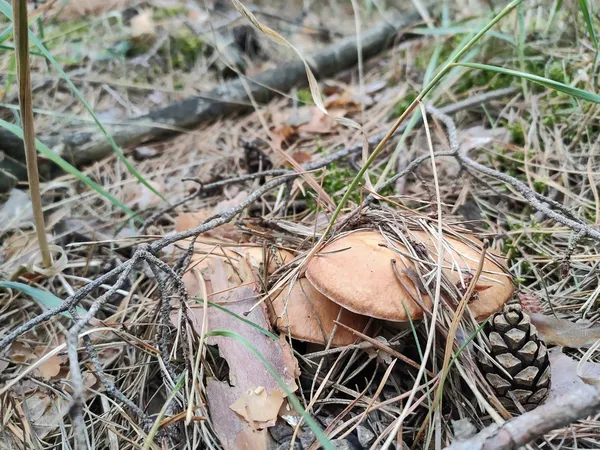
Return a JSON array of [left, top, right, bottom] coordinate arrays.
[[275, 438, 302, 450], [357, 425, 375, 447], [299, 428, 316, 449], [270, 421, 294, 443]]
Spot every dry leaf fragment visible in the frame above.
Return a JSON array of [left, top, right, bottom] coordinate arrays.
[[230, 387, 285, 427], [10, 341, 32, 363], [131, 10, 156, 41], [33, 346, 67, 381], [272, 124, 298, 149], [22, 391, 67, 439], [34, 355, 62, 380], [297, 108, 337, 135], [291, 151, 312, 164], [194, 257, 297, 449], [530, 313, 600, 348]]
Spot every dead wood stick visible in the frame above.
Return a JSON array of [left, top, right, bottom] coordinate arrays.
[[0, 10, 425, 182], [444, 383, 600, 450]]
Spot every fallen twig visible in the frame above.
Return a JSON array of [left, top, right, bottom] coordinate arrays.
[[444, 383, 600, 450], [424, 104, 600, 242], [0, 10, 426, 184], [142, 88, 517, 230]]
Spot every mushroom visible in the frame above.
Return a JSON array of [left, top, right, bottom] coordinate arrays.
[[306, 229, 513, 323], [409, 230, 513, 321], [269, 277, 370, 346], [306, 230, 431, 322]]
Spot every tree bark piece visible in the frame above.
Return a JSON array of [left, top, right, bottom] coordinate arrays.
[[0, 9, 425, 188], [444, 383, 600, 450]]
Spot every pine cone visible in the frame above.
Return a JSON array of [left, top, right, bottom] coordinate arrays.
[[479, 303, 551, 412]]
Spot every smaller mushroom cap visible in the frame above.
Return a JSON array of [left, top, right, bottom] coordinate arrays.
[[409, 230, 513, 321], [306, 229, 514, 323], [270, 278, 370, 346], [306, 231, 431, 322]]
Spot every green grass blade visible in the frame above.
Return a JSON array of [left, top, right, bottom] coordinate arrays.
[[207, 329, 334, 450], [579, 0, 598, 51], [0, 24, 12, 45], [200, 298, 279, 340], [456, 62, 600, 103], [411, 27, 514, 45], [0, 119, 138, 220], [3, 54, 15, 102], [0, 281, 87, 318], [517, 2, 528, 95], [0, 0, 166, 203]]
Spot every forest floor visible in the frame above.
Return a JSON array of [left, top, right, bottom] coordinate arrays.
[[1, 1, 600, 449]]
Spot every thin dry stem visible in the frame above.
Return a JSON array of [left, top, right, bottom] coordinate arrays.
[[12, 0, 52, 268]]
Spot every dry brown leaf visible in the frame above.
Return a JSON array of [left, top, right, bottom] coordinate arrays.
[[531, 313, 600, 348], [175, 211, 243, 242], [549, 347, 600, 400], [324, 90, 362, 111], [34, 355, 62, 380], [297, 108, 337, 135], [33, 347, 67, 380], [291, 150, 312, 164], [10, 341, 33, 363], [187, 251, 298, 449], [272, 124, 298, 150], [230, 387, 284, 427]]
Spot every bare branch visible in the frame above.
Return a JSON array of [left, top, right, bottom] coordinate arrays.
[[444, 383, 600, 450], [424, 104, 600, 243]]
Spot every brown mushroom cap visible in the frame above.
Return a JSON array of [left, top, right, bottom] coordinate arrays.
[[269, 278, 370, 346], [306, 229, 513, 323], [409, 230, 513, 321], [306, 231, 431, 322]]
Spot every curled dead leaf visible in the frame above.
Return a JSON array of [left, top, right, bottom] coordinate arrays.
[[230, 387, 285, 428], [34, 355, 62, 380], [22, 391, 67, 439], [33, 347, 67, 381], [10, 341, 32, 363]]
